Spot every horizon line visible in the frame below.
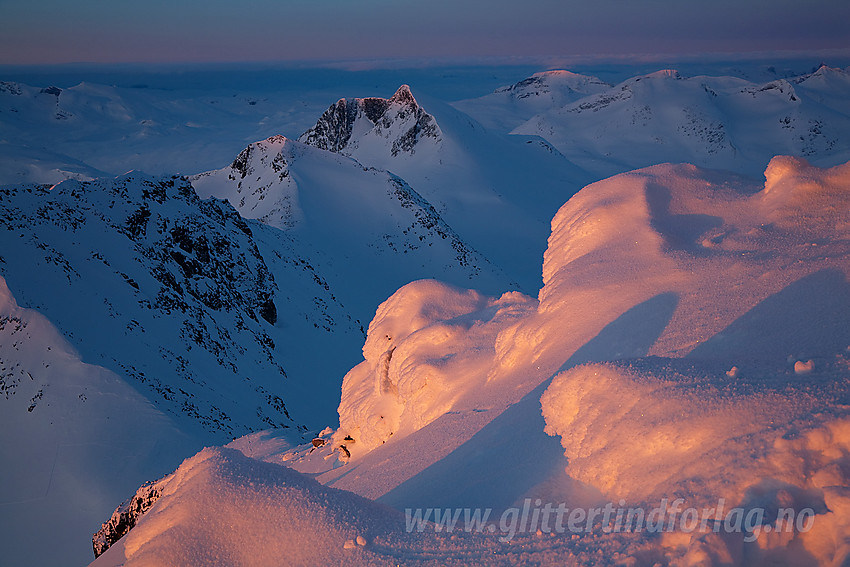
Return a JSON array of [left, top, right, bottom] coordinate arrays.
[[3, 48, 850, 72]]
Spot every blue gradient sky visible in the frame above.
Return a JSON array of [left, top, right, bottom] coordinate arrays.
[[1, 0, 849, 65]]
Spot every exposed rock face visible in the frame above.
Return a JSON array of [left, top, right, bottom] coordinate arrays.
[[298, 85, 441, 157], [92, 475, 171, 558]]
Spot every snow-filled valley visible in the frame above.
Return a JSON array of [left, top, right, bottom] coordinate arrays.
[[1, 58, 850, 566]]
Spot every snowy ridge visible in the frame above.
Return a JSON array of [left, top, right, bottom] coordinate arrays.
[[191, 135, 303, 229], [104, 157, 850, 566], [90, 447, 413, 567], [93, 445, 705, 567], [493, 70, 610, 101], [791, 64, 850, 116], [92, 474, 172, 558]]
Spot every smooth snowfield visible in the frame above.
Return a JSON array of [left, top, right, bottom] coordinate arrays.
[[96, 157, 850, 566]]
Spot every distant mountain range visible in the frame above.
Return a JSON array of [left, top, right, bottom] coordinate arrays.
[[458, 64, 850, 178]]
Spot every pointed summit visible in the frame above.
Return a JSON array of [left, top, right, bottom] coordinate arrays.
[[388, 84, 417, 106]]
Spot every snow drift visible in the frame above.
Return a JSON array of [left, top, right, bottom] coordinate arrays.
[[90, 447, 410, 567], [334, 280, 537, 458]]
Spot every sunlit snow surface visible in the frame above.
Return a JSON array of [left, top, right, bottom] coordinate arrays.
[[94, 157, 850, 566]]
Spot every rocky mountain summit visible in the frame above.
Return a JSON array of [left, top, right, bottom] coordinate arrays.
[[298, 85, 441, 158]]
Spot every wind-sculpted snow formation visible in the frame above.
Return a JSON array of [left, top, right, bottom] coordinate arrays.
[[97, 157, 850, 566]]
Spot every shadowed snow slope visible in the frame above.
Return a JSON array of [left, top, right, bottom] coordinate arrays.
[[0, 173, 312, 565], [0, 277, 198, 567], [101, 157, 850, 565]]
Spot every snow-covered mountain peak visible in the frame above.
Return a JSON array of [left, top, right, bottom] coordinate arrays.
[[191, 135, 302, 230], [740, 77, 800, 103], [801, 63, 848, 81], [615, 69, 684, 93], [510, 66, 850, 179], [537, 69, 590, 79], [297, 85, 442, 160], [227, 135, 294, 182], [793, 64, 850, 91]]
